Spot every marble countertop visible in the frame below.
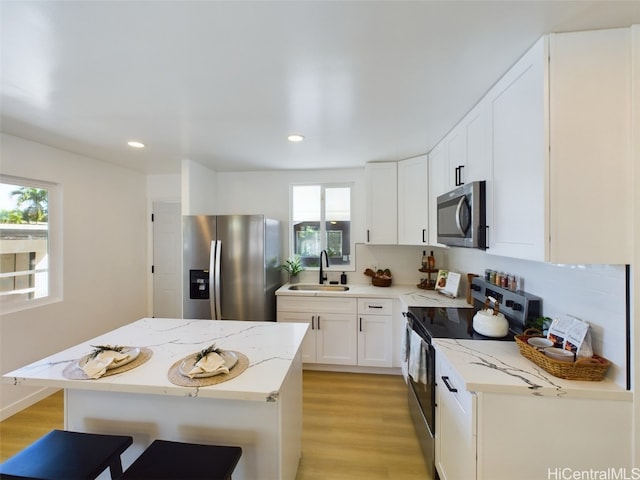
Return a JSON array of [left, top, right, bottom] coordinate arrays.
[[433, 338, 631, 400], [3, 318, 308, 402], [276, 283, 473, 309]]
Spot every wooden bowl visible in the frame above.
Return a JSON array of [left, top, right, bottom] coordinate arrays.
[[371, 277, 392, 287]]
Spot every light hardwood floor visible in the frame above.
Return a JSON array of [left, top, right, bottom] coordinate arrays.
[[1, 371, 431, 479]]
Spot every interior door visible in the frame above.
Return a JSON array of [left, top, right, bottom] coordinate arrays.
[[152, 201, 182, 318]]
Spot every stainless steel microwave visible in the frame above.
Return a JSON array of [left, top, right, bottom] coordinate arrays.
[[436, 181, 487, 249]]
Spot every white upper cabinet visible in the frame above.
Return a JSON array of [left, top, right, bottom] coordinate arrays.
[[427, 142, 447, 246], [445, 126, 466, 188], [487, 28, 632, 263], [365, 162, 398, 244], [397, 155, 429, 245], [547, 28, 632, 264], [464, 97, 493, 186], [488, 37, 547, 260], [439, 97, 493, 193]]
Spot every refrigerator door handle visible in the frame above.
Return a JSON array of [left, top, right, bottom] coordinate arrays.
[[212, 240, 222, 319], [209, 240, 217, 320]]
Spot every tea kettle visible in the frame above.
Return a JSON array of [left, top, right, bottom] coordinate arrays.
[[473, 296, 509, 338]]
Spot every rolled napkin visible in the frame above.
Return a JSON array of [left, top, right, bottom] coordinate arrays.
[[82, 349, 130, 379], [188, 351, 230, 378]]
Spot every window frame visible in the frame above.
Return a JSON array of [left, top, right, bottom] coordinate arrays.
[[289, 182, 354, 271], [0, 174, 62, 314]]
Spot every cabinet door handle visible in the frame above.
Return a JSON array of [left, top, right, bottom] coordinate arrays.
[[368, 305, 383, 309], [311, 315, 315, 330], [317, 315, 321, 330], [422, 228, 427, 243], [366, 230, 370, 243], [359, 317, 362, 332], [455, 165, 465, 186], [441, 376, 458, 392]]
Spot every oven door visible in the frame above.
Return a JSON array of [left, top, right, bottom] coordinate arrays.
[[405, 314, 437, 479], [409, 337, 436, 435]]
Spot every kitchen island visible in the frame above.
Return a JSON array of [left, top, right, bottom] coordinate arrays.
[[3, 318, 308, 480]]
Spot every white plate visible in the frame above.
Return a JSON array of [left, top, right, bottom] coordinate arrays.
[[78, 347, 140, 370], [179, 350, 238, 378], [543, 347, 575, 363], [527, 337, 554, 349]]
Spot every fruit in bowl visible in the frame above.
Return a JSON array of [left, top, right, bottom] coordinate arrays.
[[364, 268, 392, 287]]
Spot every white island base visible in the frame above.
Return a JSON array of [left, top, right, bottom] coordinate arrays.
[[65, 356, 301, 480]]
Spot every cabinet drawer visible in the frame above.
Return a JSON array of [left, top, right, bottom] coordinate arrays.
[[357, 298, 392, 315], [277, 296, 357, 314]]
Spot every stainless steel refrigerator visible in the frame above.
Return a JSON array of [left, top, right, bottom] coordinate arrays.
[[182, 215, 281, 321]]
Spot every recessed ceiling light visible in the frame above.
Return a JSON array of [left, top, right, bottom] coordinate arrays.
[[127, 141, 146, 148], [287, 134, 304, 142]]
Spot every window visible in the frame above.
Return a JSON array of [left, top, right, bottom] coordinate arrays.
[[290, 183, 353, 269], [0, 175, 61, 313]]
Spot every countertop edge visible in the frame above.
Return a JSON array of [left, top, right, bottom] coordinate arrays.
[[4, 375, 279, 402]]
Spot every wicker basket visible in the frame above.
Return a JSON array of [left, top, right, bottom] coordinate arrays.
[[514, 330, 611, 381], [371, 276, 392, 287]]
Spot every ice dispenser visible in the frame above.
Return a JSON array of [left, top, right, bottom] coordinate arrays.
[[189, 269, 210, 299]]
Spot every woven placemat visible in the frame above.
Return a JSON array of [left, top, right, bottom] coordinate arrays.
[[63, 347, 153, 380], [167, 351, 249, 387]]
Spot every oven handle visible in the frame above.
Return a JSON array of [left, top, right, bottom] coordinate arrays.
[[403, 310, 420, 330], [403, 311, 432, 360]]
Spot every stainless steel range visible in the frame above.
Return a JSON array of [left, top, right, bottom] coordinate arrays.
[[404, 277, 542, 479]]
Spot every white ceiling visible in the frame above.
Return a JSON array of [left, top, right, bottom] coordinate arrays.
[[2, 1, 639, 175]]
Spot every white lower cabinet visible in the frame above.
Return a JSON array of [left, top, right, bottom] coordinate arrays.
[[435, 351, 633, 480], [435, 352, 477, 480], [277, 296, 395, 368], [277, 296, 357, 365], [357, 298, 393, 367]]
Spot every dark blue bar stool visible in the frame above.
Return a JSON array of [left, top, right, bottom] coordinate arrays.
[[120, 439, 242, 480], [0, 429, 133, 480]]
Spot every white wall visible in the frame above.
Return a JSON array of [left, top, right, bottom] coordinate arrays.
[[214, 168, 366, 273], [0, 134, 148, 419], [181, 159, 217, 215]]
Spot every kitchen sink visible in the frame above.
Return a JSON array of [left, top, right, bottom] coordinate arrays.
[[288, 284, 350, 292]]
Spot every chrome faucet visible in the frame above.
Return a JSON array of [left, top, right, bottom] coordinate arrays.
[[319, 250, 329, 284]]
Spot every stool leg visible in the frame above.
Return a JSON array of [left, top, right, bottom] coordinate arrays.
[[108, 457, 124, 479]]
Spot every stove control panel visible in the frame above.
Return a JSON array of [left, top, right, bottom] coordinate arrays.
[[470, 277, 542, 332]]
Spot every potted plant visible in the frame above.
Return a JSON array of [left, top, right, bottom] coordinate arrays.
[[281, 256, 304, 283]]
